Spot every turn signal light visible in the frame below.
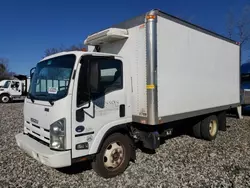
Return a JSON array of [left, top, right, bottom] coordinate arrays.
[[146, 15, 156, 20], [76, 142, 89, 150]]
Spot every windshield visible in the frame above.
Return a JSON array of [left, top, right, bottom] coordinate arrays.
[[29, 54, 76, 102], [2, 81, 11, 88]]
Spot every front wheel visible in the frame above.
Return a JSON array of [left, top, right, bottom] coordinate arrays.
[[0, 94, 10, 103], [92, 133, 132, 178]]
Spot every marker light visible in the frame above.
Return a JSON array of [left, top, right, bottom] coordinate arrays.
[[146, 15, 156, 20]]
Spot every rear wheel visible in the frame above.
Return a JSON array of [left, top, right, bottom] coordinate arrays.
[[200, 115, 218, 141], [92, 133, 132, 178], [0, 94, 10, 103]]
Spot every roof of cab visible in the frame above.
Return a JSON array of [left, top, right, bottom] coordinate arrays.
[[40, 51, 122, 62]]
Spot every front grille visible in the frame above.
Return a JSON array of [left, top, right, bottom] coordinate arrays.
[[32, 124, 40, 129], [27, 133, 50, 147], [32, 131, 40, 136], [24, 120, 50, 145]]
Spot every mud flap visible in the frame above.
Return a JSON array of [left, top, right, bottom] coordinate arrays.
[[140, 131, 160, 150], [126, 135, 136, 162], [218, 111, 226, 131]]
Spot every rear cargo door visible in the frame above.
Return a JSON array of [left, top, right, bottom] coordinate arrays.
[[71, 55, 131, 158]]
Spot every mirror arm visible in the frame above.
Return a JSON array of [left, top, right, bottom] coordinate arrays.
[[82, 98, 91, 109]]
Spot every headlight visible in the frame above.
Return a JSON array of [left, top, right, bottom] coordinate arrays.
[[51, 120, 64, 136], [50, 118, 66, 150]]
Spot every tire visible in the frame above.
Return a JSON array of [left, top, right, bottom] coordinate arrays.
[[92, 133, 132, 178], [200, 115, 219, 141], [192, 121, 201, 138], [0, 94, 10, 103]]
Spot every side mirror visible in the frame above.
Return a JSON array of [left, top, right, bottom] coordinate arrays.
[[30, 67, 36, 80], [89, 62, 99, 93]]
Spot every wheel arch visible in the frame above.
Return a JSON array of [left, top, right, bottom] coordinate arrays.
[[0, 92, 10, 97], [89, 123, 130, 154], [89, 122, 136, 160]]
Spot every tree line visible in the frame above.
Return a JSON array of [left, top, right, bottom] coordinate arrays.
[[43, 43, 86, 57], [226, 4, 250, 63], [0, 58, 15, 81]]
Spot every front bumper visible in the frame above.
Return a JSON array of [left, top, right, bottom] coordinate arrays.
[[15, 133, 71, 168]]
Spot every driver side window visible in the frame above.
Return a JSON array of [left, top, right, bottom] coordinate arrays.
[[77, 58, 123, 107], [11, 81, 20, 90], [99, 59, 123, 94]]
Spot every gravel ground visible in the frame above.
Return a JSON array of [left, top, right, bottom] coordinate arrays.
[[1, 103, 250, 188]]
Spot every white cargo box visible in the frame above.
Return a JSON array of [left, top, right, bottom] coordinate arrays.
[[85, 9, 240, 125]]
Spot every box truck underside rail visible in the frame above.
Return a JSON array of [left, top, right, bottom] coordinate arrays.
[[16, 8, 241, 178]]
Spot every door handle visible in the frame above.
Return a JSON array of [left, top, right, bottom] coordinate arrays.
[[119, 104, 125, 117]]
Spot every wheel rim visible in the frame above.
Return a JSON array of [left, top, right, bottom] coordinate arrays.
[[103, 141, 125, 170], [2, 96, 9, 103], [209, 120, 217, 136]]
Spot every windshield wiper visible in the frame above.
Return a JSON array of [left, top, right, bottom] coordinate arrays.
[[28, 93, 35, 103], [34, 94, 55, 106], [48, 99, 54, 106]]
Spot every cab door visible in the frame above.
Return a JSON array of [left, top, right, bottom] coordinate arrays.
[[9, 81, 22, 96], [71, 55, 131, 159]]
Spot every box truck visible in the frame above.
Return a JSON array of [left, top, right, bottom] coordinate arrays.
[[15, 9, 240, 178], [0, 75, 30, 103]]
